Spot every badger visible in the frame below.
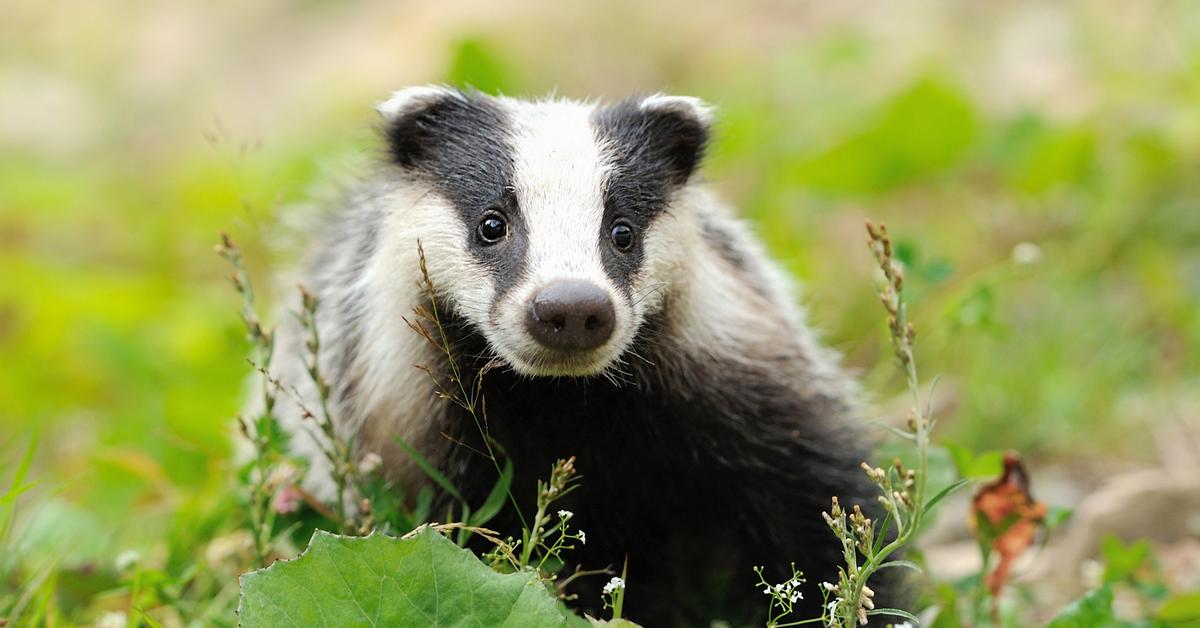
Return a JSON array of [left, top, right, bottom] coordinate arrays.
[[263, 86, 882, 625]]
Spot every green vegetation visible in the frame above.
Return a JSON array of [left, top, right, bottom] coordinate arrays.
[[238, 529, 567, 626], [2, 2, 1198, 626]]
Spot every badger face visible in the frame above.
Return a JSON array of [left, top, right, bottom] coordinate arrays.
[[378, 87, 711, 378]]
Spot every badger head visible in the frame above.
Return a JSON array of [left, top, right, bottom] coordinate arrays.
[[377, 87, 712, 378]]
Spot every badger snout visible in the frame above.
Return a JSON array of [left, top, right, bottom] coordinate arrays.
[[525, 280, 616, 351]]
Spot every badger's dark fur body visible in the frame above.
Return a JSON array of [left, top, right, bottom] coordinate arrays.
[[439, 311, 876, 623], [263, 87, 888, 625]]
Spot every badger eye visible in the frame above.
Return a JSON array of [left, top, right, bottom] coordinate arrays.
[[477, 211, 508, 244], [610, 221, 634, 250]]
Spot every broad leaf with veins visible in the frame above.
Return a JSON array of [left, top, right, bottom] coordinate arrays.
[[238, 528, 567, 627]]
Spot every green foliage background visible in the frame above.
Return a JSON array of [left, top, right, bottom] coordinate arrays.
[[1, 0, 1198, 622]]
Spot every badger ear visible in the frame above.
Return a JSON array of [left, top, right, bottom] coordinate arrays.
[[597, 94, 713, 186], [639, 95, 713, 184], [376, 85, 465, 167], [638, 94, 715, 131], [376, 84, 464, 122]]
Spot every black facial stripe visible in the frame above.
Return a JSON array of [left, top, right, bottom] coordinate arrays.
[[592, 97, 709, 292], [600, 215, 638, 301], [383, 91, 528, 301]]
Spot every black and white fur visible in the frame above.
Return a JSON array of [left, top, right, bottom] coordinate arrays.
[[263, 86, 882, 625]]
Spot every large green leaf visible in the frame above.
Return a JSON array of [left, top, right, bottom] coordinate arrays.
[[789, 77, 978, 194], [238, 528, 567, 627], [1158, 592, 1200, 624]]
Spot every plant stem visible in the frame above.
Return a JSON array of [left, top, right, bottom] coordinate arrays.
[[217, 233, 279, 565], [821, 222, 934, 627], [410, 242, 528, 531]]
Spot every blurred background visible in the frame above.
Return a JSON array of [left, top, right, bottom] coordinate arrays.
[[2, 0, 1198, 622]]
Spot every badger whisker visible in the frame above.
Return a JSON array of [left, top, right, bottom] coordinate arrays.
[[624, 346, 656, 368], [632, 282, 668, 306]]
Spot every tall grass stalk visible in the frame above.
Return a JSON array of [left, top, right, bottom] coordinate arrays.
[[296, 285, 356, 532], [405, 241, 527, 532], [820, 221, 945, 627], [405, 244, 599, 589], [764, 221, 966, 627], [216, 233, 280, 565]]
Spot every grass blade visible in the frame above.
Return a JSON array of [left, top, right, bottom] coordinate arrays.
[[872, 510, 894, 555], [393, 434, 464, 503], [879, 559, 923, 573], [469, 458, 513, 528], [925, 478, 970, 511], [868, 607, 921, 623], [1, 430, 39, 544]]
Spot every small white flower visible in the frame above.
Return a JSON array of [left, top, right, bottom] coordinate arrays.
[[96, 611, 128, 628], [358, 452, 383, 474], [577, 530, 586, 545], [1012, 241, 1042, 265], [602, 576, 625, 595], [557, 509, 573, 520], [894, 622, 914, 628], [115, 550, 140, 571]]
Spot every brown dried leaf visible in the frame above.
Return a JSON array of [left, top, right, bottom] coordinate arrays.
[[970, 452, 1048, 597]]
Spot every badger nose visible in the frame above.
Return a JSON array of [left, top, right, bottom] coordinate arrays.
[[526, 280, 616, 351]]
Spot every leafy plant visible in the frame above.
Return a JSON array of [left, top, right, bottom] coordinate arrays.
[[822, 222, 956, 627], [238, 528, 568, 627], [1047, 585, 1117, 628], [1046, 534, 1200, 628], [754, 563, 808, 626], [235, 454, 616, 626], [296, 285, 357, 533], [216, 233, 290, 565]]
